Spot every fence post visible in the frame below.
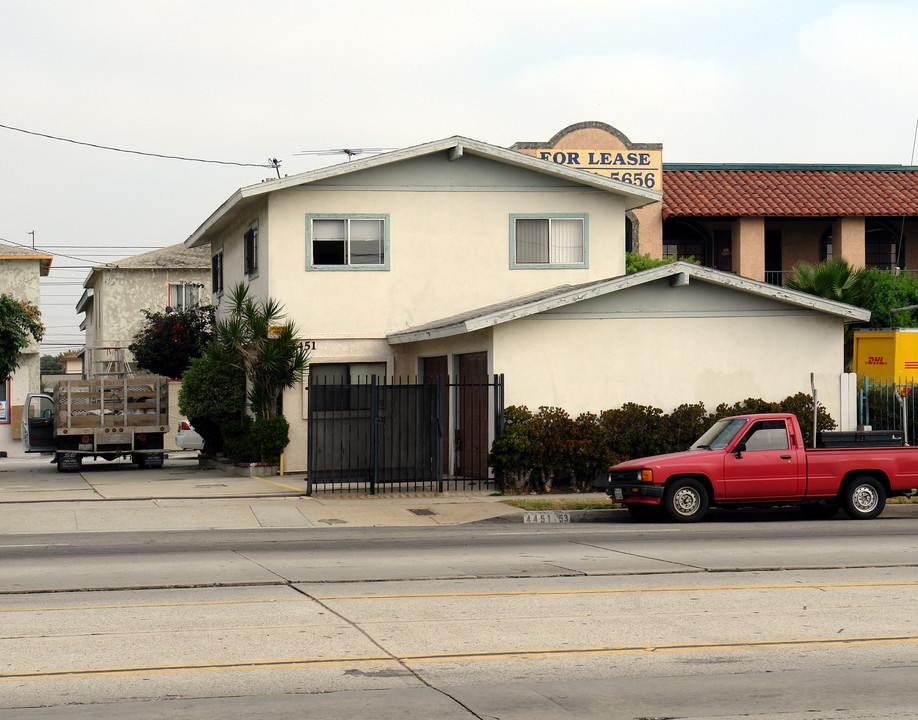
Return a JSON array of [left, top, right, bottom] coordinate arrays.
[[369, 376, 379, 495], [305, 373, 313, 496]]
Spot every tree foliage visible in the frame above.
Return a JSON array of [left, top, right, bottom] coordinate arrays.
[[858, 269, 918, 329], [625, 251, 675, 274], [0, 294, 44, 384], [177, 345, 246, 454], [214, 283, 309, 418], [786, 259, 867, 306], [129, 304, 214, 379]]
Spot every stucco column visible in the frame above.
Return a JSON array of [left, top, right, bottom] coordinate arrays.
[[634, 204, 663, 259], [733, 217, 765, 281], [834, 216, 865, 268]]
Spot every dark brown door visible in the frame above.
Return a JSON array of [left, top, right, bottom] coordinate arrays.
[[422, 356, 449, 473], [457, 352, 488, 478]]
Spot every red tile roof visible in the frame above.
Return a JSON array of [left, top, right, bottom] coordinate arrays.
[[662, 166, 918, 218]]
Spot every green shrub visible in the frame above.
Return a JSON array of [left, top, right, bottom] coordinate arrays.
[[250, 415, 290, 463], [222, 416, 255, 464], [490, 394, 836, 492]]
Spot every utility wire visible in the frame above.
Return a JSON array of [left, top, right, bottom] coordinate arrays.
[[0, 236, 116, 265], [0, 121, 278, 170]]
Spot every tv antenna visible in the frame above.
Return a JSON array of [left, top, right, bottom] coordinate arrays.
[[294, 148, 395, 161]]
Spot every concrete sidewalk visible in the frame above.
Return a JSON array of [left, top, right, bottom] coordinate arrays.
[[0, 454, 607, 534]]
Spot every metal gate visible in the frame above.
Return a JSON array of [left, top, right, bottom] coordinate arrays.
[[306, 374, 504, 494], [859, 375, 917, 444]]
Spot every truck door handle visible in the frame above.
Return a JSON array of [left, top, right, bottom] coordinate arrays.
[[780, 454, 792, 460]]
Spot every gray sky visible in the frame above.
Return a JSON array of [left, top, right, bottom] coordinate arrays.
[[1, 0, 916, 350]]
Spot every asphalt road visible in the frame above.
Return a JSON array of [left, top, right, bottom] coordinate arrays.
[[3, 515, 918, 718]]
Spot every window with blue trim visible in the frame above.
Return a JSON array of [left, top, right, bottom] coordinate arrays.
[[511, 215, 587, 268], [307, 215, 389, 270]]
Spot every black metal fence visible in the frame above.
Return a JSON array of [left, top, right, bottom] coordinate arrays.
[[859, 376, 917, 444], [306, 374, 504, 494]]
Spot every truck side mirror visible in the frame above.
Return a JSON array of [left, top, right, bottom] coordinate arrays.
[[734, 442, 746, 458]]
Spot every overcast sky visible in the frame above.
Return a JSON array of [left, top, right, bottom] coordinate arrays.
[[2, 0, 916, 349]]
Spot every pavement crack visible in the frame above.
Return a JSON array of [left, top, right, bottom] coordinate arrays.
[[288, 583, 486, 719], [571, 540, 704, 570]]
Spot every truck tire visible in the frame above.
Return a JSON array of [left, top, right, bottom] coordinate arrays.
[[57, 452, 82, 473], [132, 454, 147, 468], [841, 476, 886, 520], [662, 478, 709, 522]]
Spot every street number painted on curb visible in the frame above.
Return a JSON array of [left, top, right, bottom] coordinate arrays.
[[524, 511, 571, 524]]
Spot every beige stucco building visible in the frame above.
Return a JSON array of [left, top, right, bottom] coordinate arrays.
[[186, 135, 867, 474], [77, 243, 211, 378], [0, 242, 52, 458]]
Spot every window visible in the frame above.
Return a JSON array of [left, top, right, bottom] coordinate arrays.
[[212, 251, 224, 294], [309, 362, 387, 411], [511, 215, 586, 267], [168, 283, 203, 311], [738, 420, 789, 452], [0, 379, 9, 424], [308, 216, 388, 269], [244, 223, 258, 275]]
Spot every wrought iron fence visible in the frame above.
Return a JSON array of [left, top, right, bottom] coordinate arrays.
[[858, 376, 917, 444], [306, 374, 504, 494]]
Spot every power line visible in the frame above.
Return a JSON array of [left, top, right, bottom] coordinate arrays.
[[0, 121, 278, 170]]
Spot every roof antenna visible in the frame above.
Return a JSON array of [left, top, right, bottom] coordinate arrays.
[[268, 158, 282, 179]]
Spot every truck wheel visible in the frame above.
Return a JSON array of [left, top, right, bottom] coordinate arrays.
[[626, 503, 662, 522], [662, 478, 709, 522], [841, 476, 886, 520], [133, 454, 147, 469], [57, 452, 82, 473], [800, 502, 839, 519]]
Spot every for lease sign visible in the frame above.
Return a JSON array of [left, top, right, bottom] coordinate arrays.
[[536, 149, 662, 189]]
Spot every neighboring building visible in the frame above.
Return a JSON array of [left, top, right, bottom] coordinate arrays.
[[185, 135, 865, 474], [76, 243, 210, 378], [513, 121, 918, 284], [0, 242, 52, 458]]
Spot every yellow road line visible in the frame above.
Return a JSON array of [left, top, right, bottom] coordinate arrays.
[[5, 634, 918, 681], [252, 476, 306, 492], [315, 580, 918, 601]]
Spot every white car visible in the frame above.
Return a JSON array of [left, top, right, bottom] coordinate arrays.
[[175, 421, 204, 451]]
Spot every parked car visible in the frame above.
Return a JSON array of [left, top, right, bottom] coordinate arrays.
[[607, 412, 918, 522], [175, 421, 204, 451]]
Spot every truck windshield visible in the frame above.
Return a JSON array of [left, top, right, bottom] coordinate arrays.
[[690, 418, 747, 450]]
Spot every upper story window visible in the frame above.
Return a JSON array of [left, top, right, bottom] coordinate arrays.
[[307, 215, 389, 270], [168, 282, 203, 311], [212, 251, 224, 294], [510, 215, 587, 268], [244, 222, 258, 276]]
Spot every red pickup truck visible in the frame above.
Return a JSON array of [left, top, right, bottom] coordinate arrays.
[[606, 413, 918, 522]]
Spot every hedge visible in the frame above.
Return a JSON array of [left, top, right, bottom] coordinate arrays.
[[488, 393, 835, 494]]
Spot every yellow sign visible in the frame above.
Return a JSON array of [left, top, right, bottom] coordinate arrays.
[[531, 148, 662, 189]]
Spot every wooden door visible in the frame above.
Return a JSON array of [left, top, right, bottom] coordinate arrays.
[[457, 352, 488, 478]]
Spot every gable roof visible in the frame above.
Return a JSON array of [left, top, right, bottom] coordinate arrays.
[[186, 136, 663, 248], [387, 261, 870, 344], [83, 242, 210, 288], [0, 241, 53, 276], [663, 165, 918, 218]]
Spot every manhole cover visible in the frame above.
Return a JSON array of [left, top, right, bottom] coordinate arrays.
[[408, 508, 436, 516]]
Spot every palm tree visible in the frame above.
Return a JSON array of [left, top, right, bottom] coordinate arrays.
[[214, 283, 309, 418], [785, 259, 867, 306]]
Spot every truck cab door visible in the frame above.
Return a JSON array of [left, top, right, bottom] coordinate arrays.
[[722, 419, 802, 500], [22, 394, 55, 453]]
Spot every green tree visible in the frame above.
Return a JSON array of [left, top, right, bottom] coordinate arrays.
[[129, 305, 215, 379], [214, 283, 309, 418], [178, 345, 246, 454], [785, 259, 867, 306], [625, 251, 676, 274], [857, 269, 918, 329], [0, 294, 43, 384]]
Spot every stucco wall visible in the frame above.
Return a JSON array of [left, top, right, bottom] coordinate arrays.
[[230, 152, 632, 339], [0, 258, 43, 457], [491, 286, 844, 421]]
